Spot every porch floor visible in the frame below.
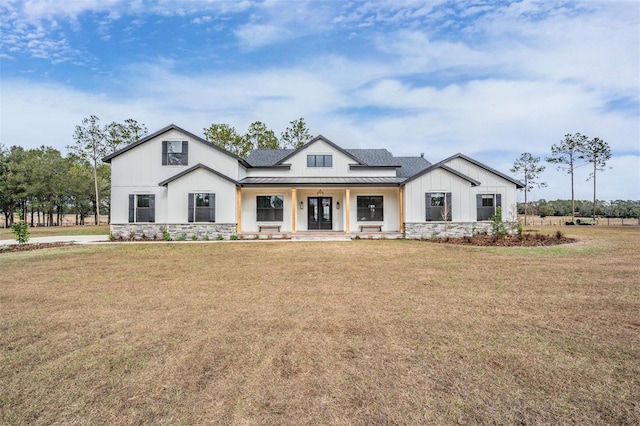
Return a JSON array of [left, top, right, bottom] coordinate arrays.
[[238, 230, 405, 241]]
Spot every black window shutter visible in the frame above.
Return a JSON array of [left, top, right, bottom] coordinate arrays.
[[188, 193, 194, 222], [425, 193, 432, 221], [181, 141, 188, 165], [496, 194, 502, 209], [209, 193, 216, 222], [148, 194, 155, 223], [476, 194, 482, 221], [128, 194, 135, 223], [446, 192, 452, 221], [162, 141, 168, 165]]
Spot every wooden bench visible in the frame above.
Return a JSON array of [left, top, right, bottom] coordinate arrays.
[[258, 225, 281, 233], [360, 224, 382, 233]]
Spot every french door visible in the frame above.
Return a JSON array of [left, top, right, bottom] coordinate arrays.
[[307, 197, 332, 230]]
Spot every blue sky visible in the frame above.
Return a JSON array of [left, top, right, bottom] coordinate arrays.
[[1, 0, 638, 201]]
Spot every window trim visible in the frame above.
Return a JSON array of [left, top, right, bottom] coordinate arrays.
[[188, 193, 216, 222], [162, 140, 189, 166], [306, 154, 333, 168], [128, 194, 155, 223], [476, 193, 502, 221], [356, 195, 384, 222], [256, 195, 284, 222], [425, 192, 452, 222]]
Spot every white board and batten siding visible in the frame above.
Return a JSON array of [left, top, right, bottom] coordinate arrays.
[[109, 129, 239, 224], [444, 157, 518, 221], [404, 168, 475, 222]]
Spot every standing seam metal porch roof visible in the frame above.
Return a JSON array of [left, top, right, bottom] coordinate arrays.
[[238, 176, 405, 186]]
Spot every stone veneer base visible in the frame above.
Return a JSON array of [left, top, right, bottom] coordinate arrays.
[[111, 223, 237, 240], [404, 222, 517, 239], [112, 222, 517, 241]]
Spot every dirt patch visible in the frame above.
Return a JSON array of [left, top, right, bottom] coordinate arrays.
[[423, 233, 577, 247], [0, 242, 75, 253]]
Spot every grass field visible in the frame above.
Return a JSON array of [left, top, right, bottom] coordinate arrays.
[[1, 226, 638, 424]]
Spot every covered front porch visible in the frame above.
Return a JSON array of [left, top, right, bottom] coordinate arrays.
[[236, 185, 406, 235]]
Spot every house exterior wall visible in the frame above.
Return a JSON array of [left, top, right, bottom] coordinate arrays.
[[240, 187, 293, 233], [443, 157, 518, 221], [349, 187, 400, 232], [404, 169, 475, 222], [107, 126, 519, 239], [109, 129, 239, 224], [164, 168, 237, 223]]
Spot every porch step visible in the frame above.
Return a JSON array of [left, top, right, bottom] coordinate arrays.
[[291, 232, 353, 241]]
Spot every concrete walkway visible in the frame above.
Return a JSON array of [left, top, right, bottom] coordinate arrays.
[[0, 235, 110, 245]]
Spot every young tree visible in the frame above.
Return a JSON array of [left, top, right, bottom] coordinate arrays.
[[511, 153, 547, 225], [123, 119, 148, 143], [68, 115, 106, 225], [104, 122, 126, 154], [580, 137, 612, 219], [281, 118, 312, 148], [546, 133, 587, 221], [104, 119, 148, 154], [246, 121, 279, 150], [203, 123, 250, 157]]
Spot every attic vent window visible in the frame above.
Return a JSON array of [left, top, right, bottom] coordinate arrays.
[[307, 155, 332, 167]]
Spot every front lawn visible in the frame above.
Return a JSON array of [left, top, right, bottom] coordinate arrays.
[[1, 226, 638, 424]]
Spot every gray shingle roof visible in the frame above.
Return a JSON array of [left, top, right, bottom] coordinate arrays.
[[245, 149, 295, 167], [345, 149, 399, 166], [395, 156, 432, 178]]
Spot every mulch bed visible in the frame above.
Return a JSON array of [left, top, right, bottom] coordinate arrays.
[[0, 242, 75, 253], [423, 233, 577, 247]]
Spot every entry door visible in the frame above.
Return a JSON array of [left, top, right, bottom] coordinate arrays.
[[308, 197, 332, 230]]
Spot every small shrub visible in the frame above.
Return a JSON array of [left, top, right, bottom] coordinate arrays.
[[490, 207, 508, 239], [203, 235, 210, 241], [354, 235, 361, 240], [555, 230, 564, 240], [108, 231, 115, 241], [162, 228, 172, 241], [191, 235, 198, 241], [516, 221, 524, 235], [11, 214, 30, 244], [177, 234, 187, 241], [216, 235, 224, 241], [230, 234, 239, 240]]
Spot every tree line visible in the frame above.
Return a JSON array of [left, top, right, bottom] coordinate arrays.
[[517, 199, 640, 219], [1, 117, 312, 227], [510, 133, 613, 224]]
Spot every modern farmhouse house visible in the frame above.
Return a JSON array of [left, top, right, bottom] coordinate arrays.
[[103, 124, 523, 239]]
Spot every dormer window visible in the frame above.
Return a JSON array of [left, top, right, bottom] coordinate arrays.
[[162, 141, 188, 166], [307, 154, 332, 167]]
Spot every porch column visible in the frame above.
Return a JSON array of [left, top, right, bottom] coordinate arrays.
[[345, 188, 351, 233], [236, 186, 242, 233], [291, 188, 297, 234], [399, 186, 405, 234]]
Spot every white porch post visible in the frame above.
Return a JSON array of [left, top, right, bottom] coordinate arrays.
[[291, 188, 297, 234], [345, 188, 351, 233], [236, 186, 242, 233], [399, 186, 405, 234]]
